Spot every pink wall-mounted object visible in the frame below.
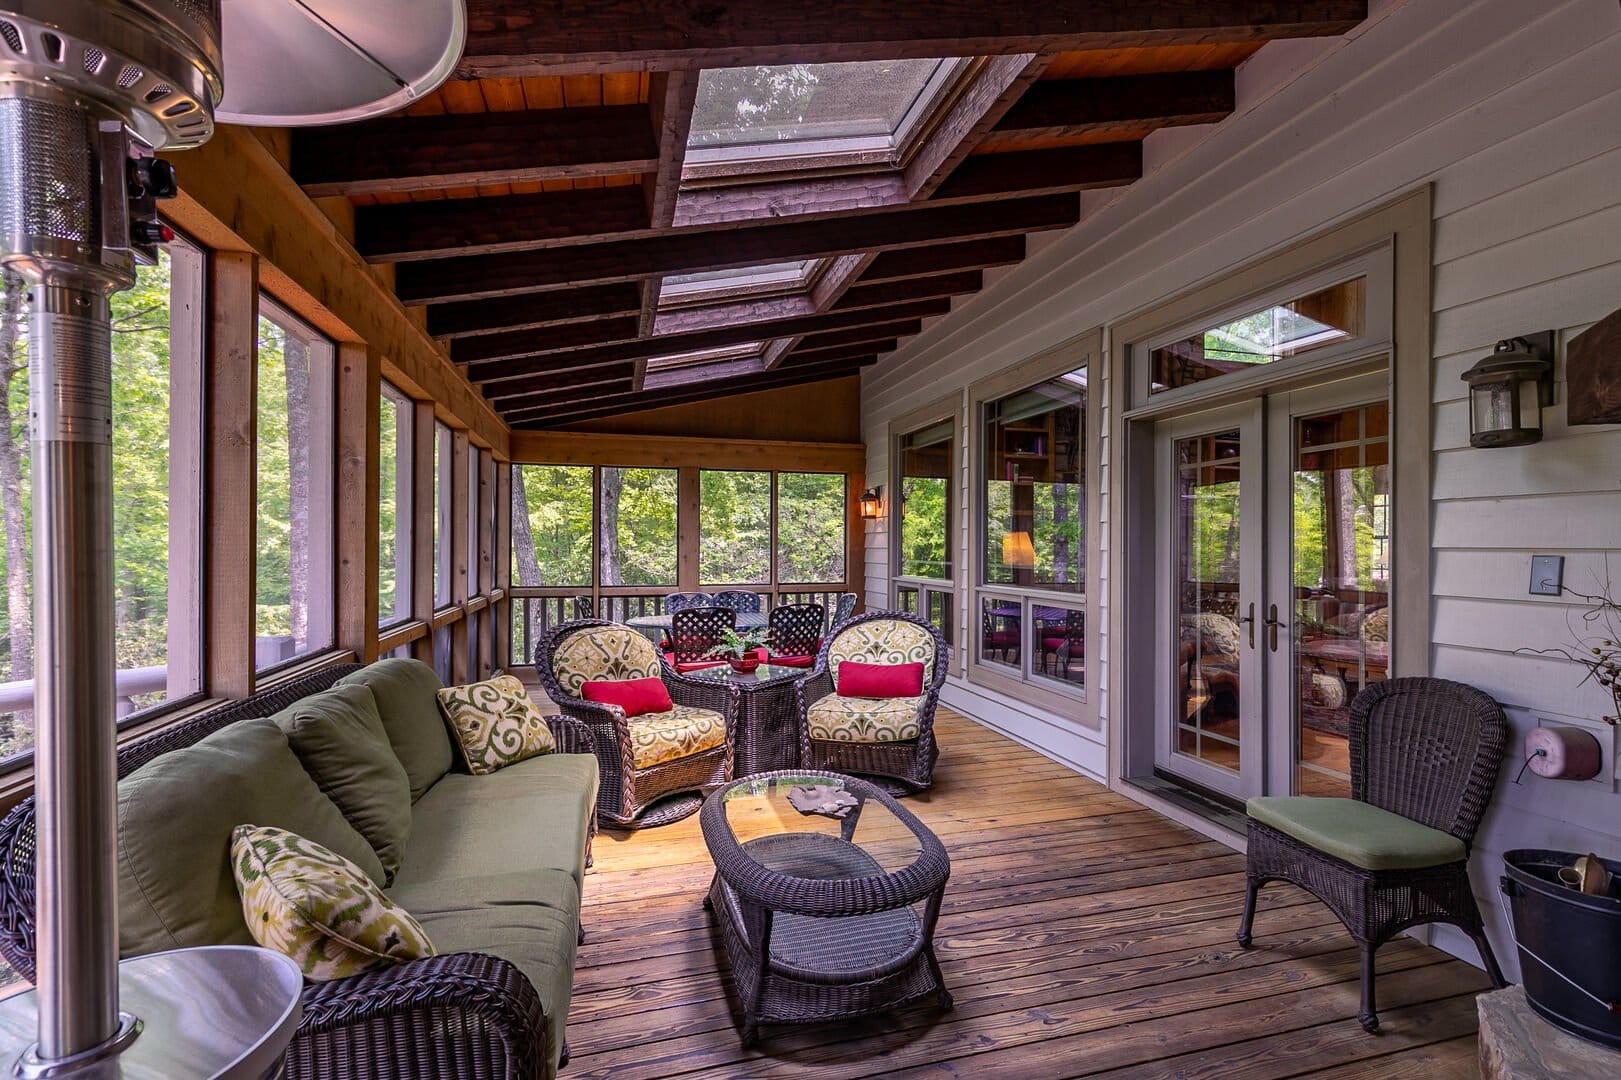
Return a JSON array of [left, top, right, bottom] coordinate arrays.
[[1525, 726, 1605, 782]]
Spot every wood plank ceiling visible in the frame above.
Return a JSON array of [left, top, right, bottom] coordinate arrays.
[[291, 3, 1370, 429]]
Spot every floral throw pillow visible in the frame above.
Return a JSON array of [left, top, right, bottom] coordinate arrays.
[[435, 674, 557, 775], [231, 824, 434, 982]]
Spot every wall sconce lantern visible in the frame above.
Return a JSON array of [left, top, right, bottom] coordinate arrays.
[[859, 486, 883, 519], [1460, 331, 1555, 448]]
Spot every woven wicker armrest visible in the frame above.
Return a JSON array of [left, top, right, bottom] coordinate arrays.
[[544, 714, 596, 756], [794, 670, 835, 713], [665, 671, 738, 723], [292, 951, 550, 1079]]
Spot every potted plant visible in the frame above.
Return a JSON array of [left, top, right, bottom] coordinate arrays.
[[705, 627, 771, 673]]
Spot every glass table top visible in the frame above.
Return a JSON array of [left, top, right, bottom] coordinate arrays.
[[717, 773, 922, 875]]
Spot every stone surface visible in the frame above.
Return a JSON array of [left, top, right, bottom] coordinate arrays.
[[1479, 985, 1621, 1078]]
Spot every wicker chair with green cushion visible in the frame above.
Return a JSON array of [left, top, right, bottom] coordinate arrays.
[[536, 618, 739, 829], [794, 610, 949, 792], [1237, 676, 1509, 1033]]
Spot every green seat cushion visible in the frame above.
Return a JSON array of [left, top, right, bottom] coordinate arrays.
[[391, 753, 599, 893], [386, 869, 579, 1078], [117, 718, 386, 956], [272, 683, 413, 884], [336, 659, 453, 801], [1246, 796, 1467, 871]]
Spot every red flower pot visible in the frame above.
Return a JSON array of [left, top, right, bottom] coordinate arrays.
[[728, 656, 761, 673]]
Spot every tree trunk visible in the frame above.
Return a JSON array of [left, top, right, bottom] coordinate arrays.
[[509, 469, 543, 651], [284, 335, 311, 651], [599, 467, 623, 586], [0, 271, 31, 686]]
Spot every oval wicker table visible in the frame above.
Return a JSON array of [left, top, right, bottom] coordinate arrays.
[[699, 770, 952, 1047]]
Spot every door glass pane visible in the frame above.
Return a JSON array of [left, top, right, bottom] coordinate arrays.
[[1150, 277, 1365, 395], [600, 467, 677, 586], [1175, 431, 1244, 773], [1291, 403, 1390, 796], [899, 419, 952, 579]]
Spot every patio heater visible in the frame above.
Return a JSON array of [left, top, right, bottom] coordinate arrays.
[[0, 0, 462, 1074]]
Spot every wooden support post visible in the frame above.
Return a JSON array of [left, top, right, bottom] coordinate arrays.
[[494, 461, 512, 670], [676, 467, 700, 593], [847, 471, 866, 615], [410, 401, 436, 667], [336, 343, 381, 662], [204, 250, 259, 699], [450, 430, 471, 684], [478, 449, 495, 678]]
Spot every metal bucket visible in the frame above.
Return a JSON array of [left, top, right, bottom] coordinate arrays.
[[1501, 848, 1621, 1048]]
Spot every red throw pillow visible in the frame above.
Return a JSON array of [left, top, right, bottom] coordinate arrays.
[[581, 676, 673, 717], [836, 661, 924, 698]]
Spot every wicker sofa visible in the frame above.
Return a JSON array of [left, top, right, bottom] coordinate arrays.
[[0, 658, 598, 1079]]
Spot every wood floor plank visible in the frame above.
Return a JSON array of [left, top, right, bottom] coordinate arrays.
[[565, 708, 1486, 1078]]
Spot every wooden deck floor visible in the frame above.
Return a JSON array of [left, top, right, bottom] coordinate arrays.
[[566, 709, 1487, 1079]]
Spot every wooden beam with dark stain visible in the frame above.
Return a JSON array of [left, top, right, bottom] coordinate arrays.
[[936, 141, 1143, 199], [458, 1, 1370, 75], [904, 53, 1053, 199], [356, 187, 652, 262], [784, 339, 900, 366], [862, 235, 1027, 282], [426, 282, 646, 338], [792, 319, 926, 353], [395, 192, 1078, 304], [476, 298, 952, 389], [993, 70, 1236, 141], [653, 268, 981, 337], [450, 316, 644, 365], [292, 105, 660, 196]]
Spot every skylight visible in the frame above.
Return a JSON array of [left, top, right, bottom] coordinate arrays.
[[684, 58, 966, 174], [645, 342, 764, 374], [659, 259, 824, 306]]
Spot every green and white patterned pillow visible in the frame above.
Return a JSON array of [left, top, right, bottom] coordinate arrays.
[[435, 674, 556, 775], [231, 824, 434, 982]]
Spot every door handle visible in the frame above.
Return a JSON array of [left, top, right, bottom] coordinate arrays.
[[1238, 602, 1256, 649], [1264, 603, 1287, 652]]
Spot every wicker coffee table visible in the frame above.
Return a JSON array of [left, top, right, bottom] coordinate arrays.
[[679, 663, 804, 774], [699, 770, 952, 1046]]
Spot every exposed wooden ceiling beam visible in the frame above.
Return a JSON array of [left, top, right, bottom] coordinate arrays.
[[640, 71, 701, 339], [395, 192, 1078, 304], [934, 142, 1142, 200], [791, 319, 926, 353], [904, 53, 1052, 199], [785, 340, 900, 366], [505, 361, 870, 427], [673, 174, 907, 229], [861, 235, 1027, 282], [292, 106, 660, 196], [476, 298, 952, 388], [426, 282, 645, 339], [458, 1, 1369, 76], [450, 316, 643, 364], [356, 187, 652, 262], [992, 71, 1235, 141], [652, 268, 982, 337], [475, 362, 641, 401]]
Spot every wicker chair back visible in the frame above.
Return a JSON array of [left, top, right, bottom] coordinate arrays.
[[1349, 676, 1507, 845], [670, 607, 737, 664], [769, 603, 823, 656]]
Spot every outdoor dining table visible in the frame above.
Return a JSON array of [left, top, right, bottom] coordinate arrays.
[[625, 610, 769, 643]]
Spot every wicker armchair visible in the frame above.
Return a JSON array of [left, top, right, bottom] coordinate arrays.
[[767, 602, 823, 668], [794, 610, 949, 792], [1237, 676, 1509, 1033], [536, 619, 738, 829], [0, 665, 596, 1080]]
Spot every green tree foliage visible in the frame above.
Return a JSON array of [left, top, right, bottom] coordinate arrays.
[[775, 472, 845, 584], [377, 392, 398, 620], [700, 470, 771, 584], [900, 477, 949, 579], [511, 465, 592, 587], [600, 467, 676, 586]]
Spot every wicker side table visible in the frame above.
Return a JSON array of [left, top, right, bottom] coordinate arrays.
[[699, 771, 952, 1046], [681, 664, 803, 775]]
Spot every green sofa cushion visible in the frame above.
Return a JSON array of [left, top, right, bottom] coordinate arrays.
[[117, 718, 385, 956], [272, 683, 413, 884], [387, 869, 579, 1077], [336, 658, 453, 801], [390, 753, 599, 893], [1246, 796, 1467, 871]]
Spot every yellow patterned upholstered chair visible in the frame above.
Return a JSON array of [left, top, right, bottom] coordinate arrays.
[[794, 610, 949, 792], [535, 620, 737, 829]]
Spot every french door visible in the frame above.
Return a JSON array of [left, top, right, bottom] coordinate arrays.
[[1152, 374, 1390, 802]]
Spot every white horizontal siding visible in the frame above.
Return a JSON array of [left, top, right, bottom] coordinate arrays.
[[861, 0, 1621, 978]]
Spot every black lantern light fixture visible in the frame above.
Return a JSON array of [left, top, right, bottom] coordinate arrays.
[[859, 486, 884, 519], [1459, 331, 1555, 448]]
